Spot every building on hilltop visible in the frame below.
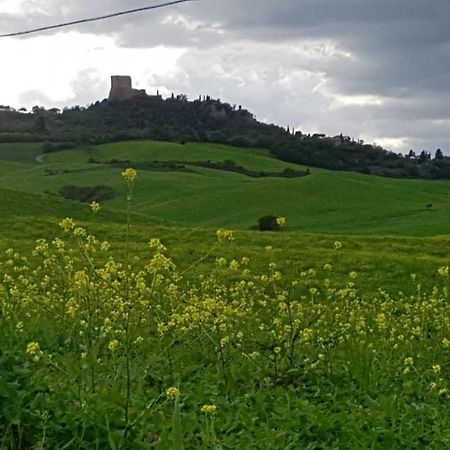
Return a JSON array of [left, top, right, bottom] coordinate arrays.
[[109, 75, 147, 101]]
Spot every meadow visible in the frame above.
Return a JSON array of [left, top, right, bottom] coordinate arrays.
[[2, 141, 450, 448]]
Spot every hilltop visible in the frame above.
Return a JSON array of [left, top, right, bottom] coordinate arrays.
[[1, 76, 449, 179]]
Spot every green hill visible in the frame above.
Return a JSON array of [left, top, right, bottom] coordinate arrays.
[[0, 139, 449, 236]]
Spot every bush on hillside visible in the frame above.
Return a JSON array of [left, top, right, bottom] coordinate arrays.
[[258, 215, 280, 231], [59, 185, 114, 203]]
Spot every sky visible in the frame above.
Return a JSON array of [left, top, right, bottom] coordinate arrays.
[[0, 0, 450, 154]]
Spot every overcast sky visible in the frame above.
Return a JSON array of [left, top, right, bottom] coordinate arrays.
[[1, 0, 449, 153]]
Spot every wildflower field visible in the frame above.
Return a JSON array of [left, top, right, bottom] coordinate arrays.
[[2, 168, 450, 449]]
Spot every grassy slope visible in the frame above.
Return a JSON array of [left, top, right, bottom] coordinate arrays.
[[0, 138, 449, 293], [0, 139, 449, 235], [0, 142, 44, 163]]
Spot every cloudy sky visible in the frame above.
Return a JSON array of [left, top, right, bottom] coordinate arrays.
[[0, 0, 449, 153]]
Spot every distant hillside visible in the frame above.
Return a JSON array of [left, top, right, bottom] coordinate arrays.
[[1, 96, 449, 179], [1, 139, 450, 236]]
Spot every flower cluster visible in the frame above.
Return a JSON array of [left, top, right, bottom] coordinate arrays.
[[122, 168, 138, 182]]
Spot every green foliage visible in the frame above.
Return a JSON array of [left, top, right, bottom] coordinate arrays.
[[59, 185, 114, 203], [2, 218, 450, 448], [258, 215, 280, 231]]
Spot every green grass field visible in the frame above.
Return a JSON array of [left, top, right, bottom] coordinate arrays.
[[0, 138, 449, 294], [3, 140, 450, 448], [0, 139, 450, 235]]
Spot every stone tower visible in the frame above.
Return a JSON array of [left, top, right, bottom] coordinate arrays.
[[109, 75, 146, 100]]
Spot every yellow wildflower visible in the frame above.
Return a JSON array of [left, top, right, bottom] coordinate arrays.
[[273, 271, 282, 281], [438, 266, 449, 278], [216, 228, 235, 242], [122, 168, 138, 182], [90, 201, 101, 214], [201, 404, 217, 415], [166, 387, 181, 399], [108, 339, 120, 352], [59, 217, 75, 232], [26, 342, 42, 362], [276, 216, 286, 226], [67, 305, 77, 317], [404, 357, 414, 366], [229, 260, 239, 270], [432, 364, 442, 374], [333, 241, 342, 250], [26, 341, 40, 355]]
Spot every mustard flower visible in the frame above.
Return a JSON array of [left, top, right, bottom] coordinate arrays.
[[73, 227, 87, 237], [59, 217, 75, 232], [432, 364, 442, 374], [90, 201, 101, 214], [149, 238, 161, 249], [201, 404, 217, 415], [122, 168, 138, 182], [404, 357, 414, 366], [26, 341, 40, 355], [216, 257, 227, 267], [26, 342, 41, 362], [438, 266, 449, 278], [216, 228, 235, 242], [66, 305, 77, 317], [276, 216, 286, 226], [108, 339, 120, 352], [166, 387, 181, 399]]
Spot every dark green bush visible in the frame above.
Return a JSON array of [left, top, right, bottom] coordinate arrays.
[[258, 215, 280, 231], [59, 185, 114, 203]]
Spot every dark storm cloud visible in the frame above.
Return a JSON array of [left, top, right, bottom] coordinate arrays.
[[2, 0, 450, 152]]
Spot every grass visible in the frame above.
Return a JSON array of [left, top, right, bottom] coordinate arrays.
[[2, 139, 450, 447], [0, 139, 450, 235], [0, 142, 44, 164], [2, 211, 450, 448]]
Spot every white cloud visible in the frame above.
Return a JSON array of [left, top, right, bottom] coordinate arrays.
[[0, 32, 185, 107], [0, 0, 25, 14]]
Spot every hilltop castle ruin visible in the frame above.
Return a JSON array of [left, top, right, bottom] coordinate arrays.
[[109, 75, 147, 100]]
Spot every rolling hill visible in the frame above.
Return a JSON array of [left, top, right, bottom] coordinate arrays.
[[0, 140, 449, 236]]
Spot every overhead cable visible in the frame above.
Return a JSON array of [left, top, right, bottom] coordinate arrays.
[[0, 0, 197, 38]]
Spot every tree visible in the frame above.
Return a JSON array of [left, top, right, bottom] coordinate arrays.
[[435, 148, 444, 160], [418, 150, 429, 163]]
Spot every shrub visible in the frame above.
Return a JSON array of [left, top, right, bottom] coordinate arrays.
[[59, 185, 114, 203], [258, 215, 280, 231]]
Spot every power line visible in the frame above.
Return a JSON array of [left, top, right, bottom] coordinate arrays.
[[0, 0, 197, 38]]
